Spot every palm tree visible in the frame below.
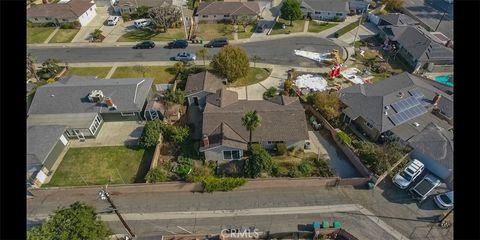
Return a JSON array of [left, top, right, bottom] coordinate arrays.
[[242, 110, 262, 148]]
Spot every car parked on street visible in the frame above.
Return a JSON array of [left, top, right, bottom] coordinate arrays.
[[134, 19, 152, 28], [133, 40, 155, 49], [256, 24, 267, 33], [106, 16, 120, 26], [204, 38, 228, 48], [174, 52, 196, 61], [167, 39, 188, 49], [393, 159, 425, 189], [434, 191, 454, 209]]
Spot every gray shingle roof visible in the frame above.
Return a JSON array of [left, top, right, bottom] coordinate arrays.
[[27, 125, 66, 170], [202, 90, 309, 147], [389, 112, 452, 141], [28, 0, 95, 18], [407, 123, 453, 171], [117, 0, 172, 8], [28, 75, 153, 115], [185, 71, 225, 95], [28, 113, 98, 129], [379, 13, 418, 26], [438, 97, 453, 120], [301, 0, 349, 13], [338, 72, 453, 133], [196, 2, 260, 16]]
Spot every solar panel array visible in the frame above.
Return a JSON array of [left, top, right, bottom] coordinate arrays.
[[389, 93, 428, 126]]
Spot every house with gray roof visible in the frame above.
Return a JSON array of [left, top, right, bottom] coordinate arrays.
[[199, 88, 309, 161], [378, 13, 418, 26], [300, 0, 349, 21], [27, 0, 97, 26], [338, 72, 453, 142], [378, 25, 453, 72], [28, 75, 154, 140], [113, 0, 173, 14], [195, 2, 260, 22], [408, 123, 453, 187]]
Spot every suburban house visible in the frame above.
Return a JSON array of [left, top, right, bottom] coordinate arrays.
[[199, 88, 309, 161], [27, 0, 97, 26], [195, 2, 260, 22], [27, 125, 69, 186], [338, 72, 453, 143], [378, 25, 453, 72], [408, 123, 453, 188], [377, 13, 418, 26], [300, 0, 349, 21], [348, 0, 370, 15], [27, 75, 154, 141], [113, 0, 173, 14]]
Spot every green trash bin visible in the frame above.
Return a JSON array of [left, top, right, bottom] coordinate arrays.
[[322, 221, 329, 228], [333, 221, 341, 229], [367, 180, 375, 189]]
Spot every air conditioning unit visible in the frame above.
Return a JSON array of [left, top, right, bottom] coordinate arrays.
[[88, 90, 105, 103]]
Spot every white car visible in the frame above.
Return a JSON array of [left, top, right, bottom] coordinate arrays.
[[393, 159, 425, 189], [174, 52, 196, 61], [434, 191, 453, 209], [107, 16, 120, 26], [134, 19, 152, 28]]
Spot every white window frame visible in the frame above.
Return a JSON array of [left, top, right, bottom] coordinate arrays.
[[223, 150, 241, 160], [121, 112, 136, 117], [89, 115, 102, 135], [202, 15, 208, 18]]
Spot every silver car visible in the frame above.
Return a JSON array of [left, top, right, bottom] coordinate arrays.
[[175, 52, 196, 61], [434, 191, 453, 209]]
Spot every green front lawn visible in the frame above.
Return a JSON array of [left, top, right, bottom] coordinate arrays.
[[228, 67, 272, 87], [237, 25, 255, 39], [196, 23, 235, 41], [27, 27, 56, 44], [49, 29, 80, 43], [65, 67, 112, 78], [111, 66, 176, 84], [308, 21, 338, 33], [117, 28, 186, 42], [45, 146, 153, 186], [270, 18, 305, 35]]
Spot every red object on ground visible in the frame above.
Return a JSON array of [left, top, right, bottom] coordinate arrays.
[[330, 64, 341, 78]]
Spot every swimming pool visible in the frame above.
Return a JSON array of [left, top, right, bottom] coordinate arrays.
[[434, 75, 454, 87]]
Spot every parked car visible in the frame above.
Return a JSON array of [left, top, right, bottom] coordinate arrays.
[[167, 39, 188, 49], [409, 174, 441, 202], [256, 24, 267, 33], [434, 191, 454, 209], [106, 16, 120, 26], [204, 38, 229, 48], [393, 159, 425, 189], [134, 19, 151, 28], [133, 40, 155, 49], [174, 52, 196, 61]]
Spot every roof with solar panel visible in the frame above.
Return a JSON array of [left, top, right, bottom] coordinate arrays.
[[338, 72, 453, 134]]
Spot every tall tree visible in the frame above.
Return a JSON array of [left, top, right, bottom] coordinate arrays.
[[313, 91, 343, 120], [133, 65, 149, 77], [383, 0, 404, 12], [136, 6, 151, 18], [27, 202, 110, 240], [149, 6, 182, 32], [280, 0, 303, 26], [27, 53, 38, 81], [241, 110, 262, 148], [197, 48, 209, 66], [210, 45, 250, 82]]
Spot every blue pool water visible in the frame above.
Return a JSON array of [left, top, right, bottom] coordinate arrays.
[[434, 75, 454, 87]]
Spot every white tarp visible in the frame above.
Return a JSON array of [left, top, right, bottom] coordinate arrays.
[[35, 170, 47, 183], [341, 68, 365, 84], [294, 50, 333, 63], [294, 74, 328, 91]]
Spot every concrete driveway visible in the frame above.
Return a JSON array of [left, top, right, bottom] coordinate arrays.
[[70, 121, 145, 147], [337, 21, 379, 44], [72, 6, 110, 43]]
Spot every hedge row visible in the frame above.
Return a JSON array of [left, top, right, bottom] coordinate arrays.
[[200, 176, 246, 192]]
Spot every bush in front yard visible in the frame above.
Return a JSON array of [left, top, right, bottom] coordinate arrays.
[[336, 130, 352, 146], [121, 13, 131, 21], [145, 168, 167, 183], [276, 143, 287, 156], [201, 176, 247, 192], [165, 125, 190, 145], [313, 91, 343, 121], [210, 45, 250, 83], [297, 160, 314, 177], [175, 156, 193, 179], [263, 86, 277, 99], [243, 144, 273, 178], [139, 120, 166, 148]]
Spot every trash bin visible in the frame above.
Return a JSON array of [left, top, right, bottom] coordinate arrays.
[[367, 180, 375, 189], [322, 221, 329, 228], [333, 221, 341, 229]]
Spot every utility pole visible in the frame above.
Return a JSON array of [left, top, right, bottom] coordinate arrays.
[[352, 4, 370, 46], [99, 187, 136, 239], [434, 11, 447, 32]]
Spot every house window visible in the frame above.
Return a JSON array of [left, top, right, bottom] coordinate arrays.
[[34, 18, 38, 21], [89, 115, 102, 135], [224, 14, 229, 17], [63, 19, 68, 21], [202, 15, 208, 18], [336, 13, 342, 16], [327, 12, 330, 15], [366, 122, 374, 129], [46, 17, 51, 20], [121, 112, 136, 117], [213, 15, 216, 18], [223, 150, 241, 160], [315, 11, 321, 14]]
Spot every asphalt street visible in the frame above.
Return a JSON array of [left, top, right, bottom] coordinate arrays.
[[27, 37, 343, 68], [403, 0, 453, 40]]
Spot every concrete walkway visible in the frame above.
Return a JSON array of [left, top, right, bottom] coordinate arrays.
[[303, 20, 309, 33], [105, 65, 117, 79], [43, 27, 60, 44]]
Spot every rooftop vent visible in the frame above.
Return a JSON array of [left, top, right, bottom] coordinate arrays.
[[384, 111, 388, 115], [413, 122, 420, 127], [397, 92, 405, 98], [88, 90, 105, 103], [384, 106, 390, 110]]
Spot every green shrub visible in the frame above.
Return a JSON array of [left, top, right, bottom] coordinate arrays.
[[288, 168, 301, 178], [297, 160, 314, 177], [337, 130, 352, 146], [121, 13, 131, 21], [60, 22, 74, 29], [176, 156, 193, 179], [201, 176, 247, 192], [263, 86, 277, 99], [145, 168, 167, 183], [139, 120, 166, 148], [271, 165, 289, 177], [244, 144, 274, 178], [165, 125, 190, 144], [276, 143, 287, 156]]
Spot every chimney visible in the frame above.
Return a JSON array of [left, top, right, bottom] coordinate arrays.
[[202, 135, 209, 147], [432, 94, 442, 106]]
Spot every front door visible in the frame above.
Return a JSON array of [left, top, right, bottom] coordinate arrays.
[[193, 97, 199, 106]]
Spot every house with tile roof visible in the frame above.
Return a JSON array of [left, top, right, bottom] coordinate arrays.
[[27, 0, 97, 26], [338, 72, 453, 143], [195, 2, 260, 22]]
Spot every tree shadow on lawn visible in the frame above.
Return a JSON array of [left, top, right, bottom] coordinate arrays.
[[129, 146, 155, 183], [126, 29, 157, 40]]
